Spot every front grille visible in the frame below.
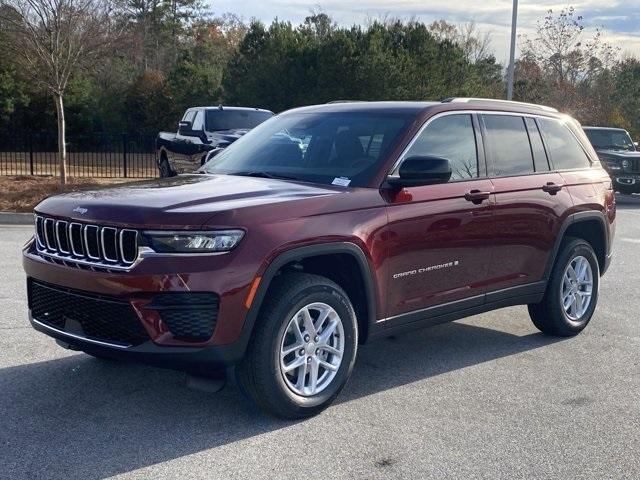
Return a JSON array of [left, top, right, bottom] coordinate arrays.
[[630, 158, 640, 173], [28, 280, 149, 347], [147, 293, 219, 342], [34, 215, 139, 270]]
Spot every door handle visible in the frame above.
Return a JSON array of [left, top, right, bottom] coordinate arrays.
[[464, 190, 491, 204], [542, 182, 564, 195]]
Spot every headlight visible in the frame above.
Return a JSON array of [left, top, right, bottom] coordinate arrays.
[[622, 159, 631, 169], [144, 230, 244, 253]]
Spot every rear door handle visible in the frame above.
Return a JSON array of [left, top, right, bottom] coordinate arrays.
[[464, 190, 491, 204], [542, 182, 564, 195]]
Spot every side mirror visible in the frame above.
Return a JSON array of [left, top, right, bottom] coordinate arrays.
[[387, 156, 452, 188], [634, 141, 639, 149], [178, 121, 192, 136]]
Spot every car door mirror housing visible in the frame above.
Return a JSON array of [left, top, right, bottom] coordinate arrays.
[[178, 121, 192, 136], [387, 156, 453, 188]]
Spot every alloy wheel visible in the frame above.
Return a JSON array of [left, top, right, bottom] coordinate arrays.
[[561, 255, 593, 321], [279, 302, 345, 397]]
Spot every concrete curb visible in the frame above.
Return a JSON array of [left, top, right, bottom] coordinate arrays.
[[0, 212, 34, 225]]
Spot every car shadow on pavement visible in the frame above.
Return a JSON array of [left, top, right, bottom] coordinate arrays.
[[0, 321, 562, 479]]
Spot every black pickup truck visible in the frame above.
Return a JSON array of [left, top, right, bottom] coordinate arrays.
[[156, 106, 274, 177], [583, 126, 640, 194]]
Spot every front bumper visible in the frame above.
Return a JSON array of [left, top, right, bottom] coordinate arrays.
[[30, 313, 244, 371], [612, 174, 640, 191], [23, 241, 257, 369]]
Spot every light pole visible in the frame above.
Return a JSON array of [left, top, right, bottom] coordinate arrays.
[[506, 0, 519, 100]]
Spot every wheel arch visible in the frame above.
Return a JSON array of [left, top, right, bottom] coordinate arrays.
[[545, 211, 609, 279], [243, 242, 379, 348]]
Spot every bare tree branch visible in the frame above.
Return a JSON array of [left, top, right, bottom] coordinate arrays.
[[0, 0, 122, 184]]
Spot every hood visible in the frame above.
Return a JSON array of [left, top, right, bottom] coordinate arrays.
[[595, 148, 640, 161], [206, 129, 250, 144], [34, 174, 344, 229]]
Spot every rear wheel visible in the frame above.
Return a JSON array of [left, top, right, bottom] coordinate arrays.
[[528, 237, 599, 336], [236, 273, 358, 419]]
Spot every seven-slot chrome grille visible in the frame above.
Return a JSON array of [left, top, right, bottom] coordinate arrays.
[[34, 215, 139, 270]]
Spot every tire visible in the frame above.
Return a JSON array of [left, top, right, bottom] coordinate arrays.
[[528, 237, 600, 336], [158, 152, 175, 178], [236, 273, 358, 419]]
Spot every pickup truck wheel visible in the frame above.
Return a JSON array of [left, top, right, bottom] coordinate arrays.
[[528, 237, 599, 336], [236, 273, 358, 419], [158, 153, 175, 178]]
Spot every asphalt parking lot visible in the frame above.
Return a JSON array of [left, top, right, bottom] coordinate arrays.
[[1, 197, 639, 479]]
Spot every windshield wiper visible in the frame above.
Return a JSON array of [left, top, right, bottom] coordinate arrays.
[[232, 171, 300, 181]]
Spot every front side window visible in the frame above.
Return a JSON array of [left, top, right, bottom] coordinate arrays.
[[203, 112, 412, 187], [404, 114, 479, 180], [483, 115, 534, 177], [539, 118, 591, 170], [182, 110, 196, 123], [192, 110, 205, 131]]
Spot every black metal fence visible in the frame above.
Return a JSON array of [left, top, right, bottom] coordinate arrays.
[[0, 132, 158, 178]]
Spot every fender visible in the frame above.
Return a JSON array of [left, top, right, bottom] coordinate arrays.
[[235, 242, 379, 355], [543, 210, 610, 279]]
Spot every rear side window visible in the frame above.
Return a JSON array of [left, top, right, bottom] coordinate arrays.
[[524, 117, 550, 172], [538, 118, 591, 170], [406, 114, 479, 181], [483, 115, 534, 176]]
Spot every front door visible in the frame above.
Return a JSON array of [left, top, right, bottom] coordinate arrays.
[[384, 113, 495, 325]]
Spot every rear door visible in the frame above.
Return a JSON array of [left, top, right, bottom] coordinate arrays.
[[384, 113, 495, 325], [482, 114, 573, 296]]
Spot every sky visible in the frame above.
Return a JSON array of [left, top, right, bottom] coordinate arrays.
[[210, 0, 640, 63]]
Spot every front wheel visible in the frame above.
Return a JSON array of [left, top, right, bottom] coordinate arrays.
[[236, 273, 358, 419], [158, 152, 175, 178], [528, 237, 600, 336]]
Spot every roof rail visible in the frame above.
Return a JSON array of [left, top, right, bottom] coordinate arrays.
[[326, 100, 366, 104], [441, 97, 558, 113]]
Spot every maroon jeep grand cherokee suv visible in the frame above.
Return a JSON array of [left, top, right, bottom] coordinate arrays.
[[23, 99, 615, 418]]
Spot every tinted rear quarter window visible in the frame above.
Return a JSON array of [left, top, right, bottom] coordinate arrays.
[[538, 118, 591, 170], [406, 114, 479, 181], [483, 115, 534, 176]]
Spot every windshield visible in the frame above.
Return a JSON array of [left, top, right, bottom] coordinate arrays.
[[202, 112, 413, 187], [206, 110, 273, 131], [584, 129, 636, 151]]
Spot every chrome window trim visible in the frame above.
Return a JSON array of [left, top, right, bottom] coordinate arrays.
[[389, 109, 594, 176], [84, 225, 101, 260], [100, 227, 119, 263], [55, 220, 69, 254]]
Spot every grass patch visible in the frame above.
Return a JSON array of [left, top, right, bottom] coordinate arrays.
[[0, 175, 134, 213]]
